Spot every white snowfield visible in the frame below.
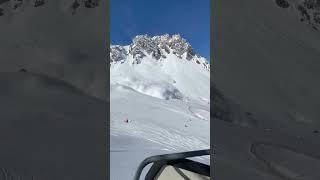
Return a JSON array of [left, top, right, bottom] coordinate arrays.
[[110, 35, 210, 179]]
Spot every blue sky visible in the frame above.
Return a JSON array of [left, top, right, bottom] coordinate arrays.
[[110, 0, 210, 59]]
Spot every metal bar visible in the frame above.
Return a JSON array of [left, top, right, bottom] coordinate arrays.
[[133, 149, 210, 180]]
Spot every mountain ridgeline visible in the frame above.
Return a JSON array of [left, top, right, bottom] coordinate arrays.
[[110, 34, 210, 71]]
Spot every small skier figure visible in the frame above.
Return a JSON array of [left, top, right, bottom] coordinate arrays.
[[124, 118, 129, 123]]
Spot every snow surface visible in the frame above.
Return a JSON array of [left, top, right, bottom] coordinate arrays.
[[110, 36, 210, 179]]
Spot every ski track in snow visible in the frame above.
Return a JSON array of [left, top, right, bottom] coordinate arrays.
[[111, 107, 209, 153], [110, 83, 210, 164], [111, 123, 208, 152], [188, 105, 210, 121]]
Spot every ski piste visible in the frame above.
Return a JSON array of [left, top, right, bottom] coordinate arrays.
[[110, 34, 210, 179]]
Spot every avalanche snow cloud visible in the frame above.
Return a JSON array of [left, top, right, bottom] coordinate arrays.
[[110, 34, 210, 101], [110, 34, 210, 179]]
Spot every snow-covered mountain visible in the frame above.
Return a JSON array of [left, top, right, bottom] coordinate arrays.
[[111, 34, 209, 68], [110, 34, 210, 101], [110, 35, 210, 179]]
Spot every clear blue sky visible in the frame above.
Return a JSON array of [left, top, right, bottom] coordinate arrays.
[[110, 0, 210, 59]]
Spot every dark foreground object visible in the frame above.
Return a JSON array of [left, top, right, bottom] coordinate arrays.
[[134, 149, 210, 180]]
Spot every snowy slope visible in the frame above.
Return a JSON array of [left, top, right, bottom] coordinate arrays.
[[110, 34, 210, 179]]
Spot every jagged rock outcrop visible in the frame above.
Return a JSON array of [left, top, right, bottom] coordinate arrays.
[[110, 45, 128, 63], [110, 34, 210, 71]]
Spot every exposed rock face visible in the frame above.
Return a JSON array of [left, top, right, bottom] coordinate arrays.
[[110, 45, 128, 63], [167, 34, 195, 60], [128, 34, 197, 61], [110, 34, 210, 70]]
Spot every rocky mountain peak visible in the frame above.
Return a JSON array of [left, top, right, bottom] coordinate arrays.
[[110, 34, 209, 70], [129, 34, 195, 60]]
